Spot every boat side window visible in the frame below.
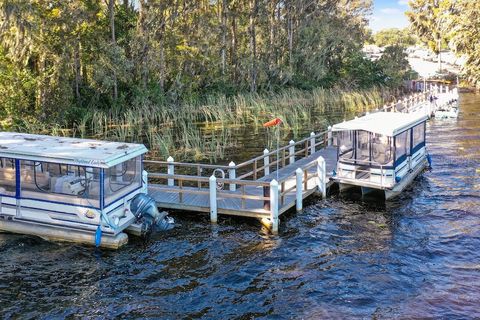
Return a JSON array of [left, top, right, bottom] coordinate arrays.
[[104, 156, 142, 206], [20, 161, 101, 208], [338, 130, 354, 159], [394, 131, 409, 164], [356, 130, 370, 161], [412, 123, 425, 151], [371, 134, 392, 165], [0, 158, 16, 196], [406, 129, 411, 156]]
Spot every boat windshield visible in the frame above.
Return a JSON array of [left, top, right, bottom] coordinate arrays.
[[356, 130, 370, 161], [371, 134, 393, 165], [104, 156, 142, 206], [21, 161, 101, 208], [0, 158, 17, 197], [337, 131, 393, 166], [338, 130, 354, 159]]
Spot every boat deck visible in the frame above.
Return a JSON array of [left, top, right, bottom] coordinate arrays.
[[148, 147, 337, 219]]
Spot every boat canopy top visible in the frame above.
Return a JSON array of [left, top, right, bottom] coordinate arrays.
[[332, 112, 428, 137], [0, 132, 148, 168]]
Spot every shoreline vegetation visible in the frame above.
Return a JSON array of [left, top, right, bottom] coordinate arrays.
[[20, 86, 398, 162], [0, 1, 419, 162]]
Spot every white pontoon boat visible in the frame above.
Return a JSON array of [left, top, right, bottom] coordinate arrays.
[[332, 112, 429, 199], [0, 132, 170, 249]]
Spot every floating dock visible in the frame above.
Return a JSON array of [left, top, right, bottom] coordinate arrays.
[[146, 84, 459, 233]]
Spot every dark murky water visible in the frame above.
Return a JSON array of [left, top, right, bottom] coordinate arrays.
[[1, 94, 479, 319]]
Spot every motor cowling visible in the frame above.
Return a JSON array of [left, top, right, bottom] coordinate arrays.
[[130, 193, 173, 235]]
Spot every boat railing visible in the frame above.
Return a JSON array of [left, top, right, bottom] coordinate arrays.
[[336, 158, 394, 189]]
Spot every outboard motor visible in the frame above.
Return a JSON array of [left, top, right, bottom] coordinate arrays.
[[130, 193, 174, 235]]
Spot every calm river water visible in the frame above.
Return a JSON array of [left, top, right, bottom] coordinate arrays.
[[1, 94, 479, 319]]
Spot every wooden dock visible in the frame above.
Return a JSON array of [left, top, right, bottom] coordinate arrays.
[[146, 83, 458, 233]]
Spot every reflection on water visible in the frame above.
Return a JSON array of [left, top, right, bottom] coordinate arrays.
[[1, 94, 480, 318]]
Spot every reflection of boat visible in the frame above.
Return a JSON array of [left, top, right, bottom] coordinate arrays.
[[0, 132, 171, 248], [435, 103, 459, 118], [332, 112, 429, 200], [433, 87, 460, 119]]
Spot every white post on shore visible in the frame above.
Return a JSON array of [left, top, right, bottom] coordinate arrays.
[[263, 149, 270, 176], [270, 179, 279, 234], [228, 161, 236, 191], [209, 175, 217, 223], [310, 132, 315, 154], [167, 156, 174, 186], [327, 126, 332, 146], [289, 140, 295, 164], [295, 168, 303, 212], [317, 156, 326, 199]]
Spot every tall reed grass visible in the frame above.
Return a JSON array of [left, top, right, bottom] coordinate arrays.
[[15, 87, 396, 161]]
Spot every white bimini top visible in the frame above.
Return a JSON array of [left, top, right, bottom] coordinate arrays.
[[0, 132, 148, 168], [332, 112, 427, 137]]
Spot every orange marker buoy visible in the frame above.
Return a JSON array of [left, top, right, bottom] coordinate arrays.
[[263, 118, 282, 127]]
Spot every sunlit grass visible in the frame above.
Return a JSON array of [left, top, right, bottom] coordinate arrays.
[[9, 87, 396, 162]]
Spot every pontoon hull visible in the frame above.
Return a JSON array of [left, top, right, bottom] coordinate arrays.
[[0, 217, 128, 249], [336, 159, 428, 200]]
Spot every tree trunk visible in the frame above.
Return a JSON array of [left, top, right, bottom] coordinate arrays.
[[220, 0, 228, 76], [108, 0, 118, 100], [230, 9, 238, 82], [249, 0, 258, 92], [287, 1, 293, 67], [138, 0, 149, 89], [74, 39, 81, 101], [158, 11, 166, 91]]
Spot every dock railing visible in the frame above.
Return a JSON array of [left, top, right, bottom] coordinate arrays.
[[144, 85, 457, 233], [144, 129, 330, 184]]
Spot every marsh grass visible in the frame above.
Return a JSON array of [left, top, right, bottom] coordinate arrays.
[[12, 87, 396, 162], [79, 87, 393, 161]]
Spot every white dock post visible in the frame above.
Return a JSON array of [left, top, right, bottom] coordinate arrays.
[[209, 175, 218, 223], [167, 156, 174, 186], [328, 126, 332, 146], [270, 179, 279, 234], [289, 140, 295, 164], [228, 161, 236, 191], [317, 156, 326, 199], [310, 132, 315, 154], [263, 149, 270, 176], [295, 168, 303, 212], [142, 170, 148, 193]]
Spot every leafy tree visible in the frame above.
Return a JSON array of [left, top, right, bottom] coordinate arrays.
[[448, 0, 480, 87], [377, 45, 417, 87], [373, 28, 417, 47], [0, 0, 406, 128], [405, 0, 454, 54], [407, 0, 480, 87]]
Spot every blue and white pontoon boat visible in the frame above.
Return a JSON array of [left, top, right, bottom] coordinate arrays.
[[0, 132, 170, 248], [332, 112, 429, 199]]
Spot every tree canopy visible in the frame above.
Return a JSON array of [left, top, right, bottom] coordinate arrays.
[[0, 0, 416, 129], [406, 0, 480, 87], [373, 28, 417, 48]]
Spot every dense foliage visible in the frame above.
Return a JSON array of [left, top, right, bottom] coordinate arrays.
[[0, 0, 417, 131], [372, 28, 417, 48], [407, 0, 480, 87]]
